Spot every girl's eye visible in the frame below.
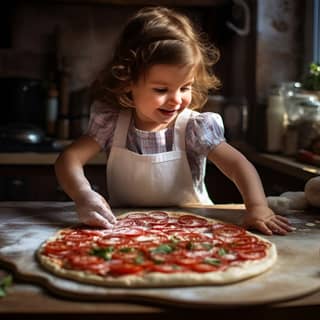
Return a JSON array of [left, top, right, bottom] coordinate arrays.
[[181, 86, 192, 92], [153, 88, 167, 94]]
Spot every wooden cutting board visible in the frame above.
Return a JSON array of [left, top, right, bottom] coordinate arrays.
[[0, 202, 319, 307]]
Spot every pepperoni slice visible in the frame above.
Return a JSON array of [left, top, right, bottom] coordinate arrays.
[[178, 215, 208, 227]]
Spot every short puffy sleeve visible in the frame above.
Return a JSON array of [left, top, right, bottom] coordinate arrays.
[[85, 101, 119, 150], [186, 112, 226, 156]]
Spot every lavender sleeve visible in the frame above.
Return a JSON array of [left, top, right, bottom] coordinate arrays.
[[85, 101, 119, 151], [186, 112, 226, 156]]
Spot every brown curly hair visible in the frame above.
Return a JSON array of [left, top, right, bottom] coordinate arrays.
[[91, 6, 220, 110]]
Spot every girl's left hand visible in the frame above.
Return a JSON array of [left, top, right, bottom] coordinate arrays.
[[243, 205, 293, 235]]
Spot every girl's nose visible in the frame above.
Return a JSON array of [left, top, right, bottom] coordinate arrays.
[[168, 91, 182, 105]]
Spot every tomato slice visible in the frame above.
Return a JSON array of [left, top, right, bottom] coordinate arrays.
[[109, 260, 144, 275], [213, 225, 246, 238], [174, 257, 203, 266], [114, 218, 135, 228], [126, 212, 148, 220], [149, 264, 187, 273], [148, 211, 169, 220], [236, 250, 266, 260], [178, 215, 208, 227], [190, 263, 225, 273], [134, 217, 158, 227], [97, 236, 131, 246], [111, 227, 145, 237], [174, 231, 211, 242]]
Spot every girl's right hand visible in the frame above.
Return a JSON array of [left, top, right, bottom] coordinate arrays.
[[74, 190, 117, 228]]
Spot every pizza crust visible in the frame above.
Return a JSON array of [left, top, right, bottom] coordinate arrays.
[[37, 211, 277, 288]]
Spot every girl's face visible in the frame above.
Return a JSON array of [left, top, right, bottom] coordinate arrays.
[[129, 64, 194, 131]]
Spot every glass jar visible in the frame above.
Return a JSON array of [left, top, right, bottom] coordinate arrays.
[[280, 81, 319, 155], [295, 98, 320, 150]]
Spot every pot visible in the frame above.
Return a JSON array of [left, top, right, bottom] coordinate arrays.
[[0, 123, 45, 144]]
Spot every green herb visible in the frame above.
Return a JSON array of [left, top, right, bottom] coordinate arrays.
[[119, 247, 135, 253], [201, 243, 213, 250], [91, 246, 114, 260], [203, 257, 221, 266], [218, 248, 227, 256], [186, 241, 195, 250], [169, 235, 180, 244], [151, 244, 175, 254], [0, 275, 13, 298], [134, 255, 145, 265], [302, 62, 320, 91], [153, 259, 165, 264]]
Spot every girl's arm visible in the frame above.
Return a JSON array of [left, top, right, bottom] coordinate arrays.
[[55, 135, 116, 228], [208, 142, 292, 235]]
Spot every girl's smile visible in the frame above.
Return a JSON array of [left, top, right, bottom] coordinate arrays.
[[129, 64, 194, 131]]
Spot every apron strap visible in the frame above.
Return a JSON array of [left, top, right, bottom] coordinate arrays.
[[112, 109, 132, 147], [173, 108, 193, 151]]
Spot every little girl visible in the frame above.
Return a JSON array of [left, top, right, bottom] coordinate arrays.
[[55, 6, 292, 235]]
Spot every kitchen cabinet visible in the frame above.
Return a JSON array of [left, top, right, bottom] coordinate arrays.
[[0, 164, 107, 201], [0, 152, 107, 201]]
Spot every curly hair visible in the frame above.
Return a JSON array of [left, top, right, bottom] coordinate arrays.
[[91, 6, 220, 110]]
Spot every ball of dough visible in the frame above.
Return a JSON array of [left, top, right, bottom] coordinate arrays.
[[305, 177, 320, 207], [280, 191, 309, 210], [267, 196, 291, 214]]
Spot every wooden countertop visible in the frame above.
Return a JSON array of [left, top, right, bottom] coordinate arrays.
[[0, 202, 319, 319]]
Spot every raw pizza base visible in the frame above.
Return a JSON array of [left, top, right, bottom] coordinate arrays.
[[37, 211, 277, 288]]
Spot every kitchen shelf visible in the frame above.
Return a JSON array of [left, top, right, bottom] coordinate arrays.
[[38, 0, 228, 6]]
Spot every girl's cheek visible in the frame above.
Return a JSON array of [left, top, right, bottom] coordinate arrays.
[[183, 95, 192, 107]]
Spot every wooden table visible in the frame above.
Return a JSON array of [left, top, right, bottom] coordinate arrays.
[[0, 202, 319, 320]]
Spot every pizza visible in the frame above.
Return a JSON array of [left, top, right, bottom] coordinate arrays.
[[37, 211, 277, 287]]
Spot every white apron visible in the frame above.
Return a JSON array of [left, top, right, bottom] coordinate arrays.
[[106, 108, 213, 207]]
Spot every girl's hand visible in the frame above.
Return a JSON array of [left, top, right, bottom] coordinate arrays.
[[243, 205, 293, 235], [74, 190, 117, 229]]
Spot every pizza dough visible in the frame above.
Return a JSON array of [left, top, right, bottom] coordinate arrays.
[[37, 211, 277, 288]]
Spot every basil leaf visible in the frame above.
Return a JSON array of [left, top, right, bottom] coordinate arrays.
[[0, 288, 5, 297], [91, 247, 114, 260], [119, 247, 135, 253], [134, 255, 144, 265], [201, 243, 213, 250], [218, 248, 227, 256], [151, 244, 174, 254], [203, 257, 221, 266], [0, 275, 13, 298]]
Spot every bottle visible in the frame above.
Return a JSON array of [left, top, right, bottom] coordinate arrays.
[[46, 82, 59, 137], [266, 86, 286, 153]]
